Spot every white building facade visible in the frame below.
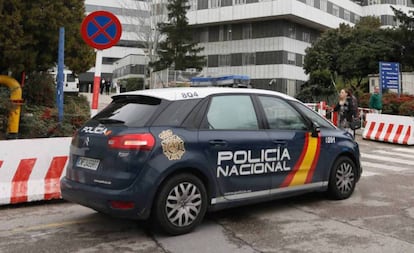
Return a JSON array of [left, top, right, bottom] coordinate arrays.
[[185, 0, 414, 96]]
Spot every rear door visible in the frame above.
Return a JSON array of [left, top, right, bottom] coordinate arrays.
[[197, 94, 271, 202]]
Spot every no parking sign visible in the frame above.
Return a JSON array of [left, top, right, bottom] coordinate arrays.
[[80, 11, 122, 116], [81, 11, 122, 50]]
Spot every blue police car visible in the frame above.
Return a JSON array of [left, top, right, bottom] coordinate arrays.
[[61, 87, 362, 235]]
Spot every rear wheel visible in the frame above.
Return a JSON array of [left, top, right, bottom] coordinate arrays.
[[328, 156, 357, 200], [154, 173, 207, 235]]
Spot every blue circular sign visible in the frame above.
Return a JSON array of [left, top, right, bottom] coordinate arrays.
[[81, 11, 122, 50]]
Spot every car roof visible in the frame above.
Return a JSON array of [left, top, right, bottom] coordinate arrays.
[[112, 87, 298, 102]]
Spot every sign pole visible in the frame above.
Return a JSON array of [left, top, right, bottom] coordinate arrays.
[[57, 27, 65, 123], [91, 49, 102, 117], [80, 10, 122, 116]]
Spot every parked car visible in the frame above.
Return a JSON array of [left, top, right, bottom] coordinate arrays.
[[61, 87, 362, 235]]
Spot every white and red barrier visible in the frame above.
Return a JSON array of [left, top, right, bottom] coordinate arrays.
[[0, 137, 71, 205], [363, 114, 414, 145]]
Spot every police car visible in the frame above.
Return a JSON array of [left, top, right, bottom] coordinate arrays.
[[61, 87, 362, 235]]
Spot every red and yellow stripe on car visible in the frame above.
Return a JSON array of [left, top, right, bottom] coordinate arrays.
[[281, 133, 321, 187]]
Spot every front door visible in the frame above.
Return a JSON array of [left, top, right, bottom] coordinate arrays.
[[198, 94, 271, 202]]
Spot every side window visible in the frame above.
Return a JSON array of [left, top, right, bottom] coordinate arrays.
[[292, 101, 334, 129], [205, 95, 259, 130], [258, 96, 307, 130]]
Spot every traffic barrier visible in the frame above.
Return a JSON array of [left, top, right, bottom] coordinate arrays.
[[362, 113, 414, 145], [0, 137, 71, 205]]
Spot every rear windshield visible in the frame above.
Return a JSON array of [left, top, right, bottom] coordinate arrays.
[[93, 95, 162, 127]]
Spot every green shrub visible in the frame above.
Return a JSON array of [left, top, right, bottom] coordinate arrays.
[[18, 95, 90, 138], [1, 72, 91, 139], [23, 72, 56, 107], [381, 93, 414, 115], [399, 100, 414, 116], [358, 93, 371, 108]]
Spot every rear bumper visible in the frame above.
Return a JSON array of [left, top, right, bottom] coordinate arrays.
[[60, 177, 152, 220]]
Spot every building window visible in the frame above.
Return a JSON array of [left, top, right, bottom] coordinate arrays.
[[221, 0, 232, 6], [219, 25, 232, 41], [219, 55, 231, 66], [368, 0, 380, 4], [208, 55, 218, 67], [332, 4, 339, 17], [355, 14, 360, 23], [235, 0, 246, 4], [287, 79, 296, 97], [287, 52, 296, 65], [303, 31, 310, 42], [188, 0, 197, 10], [306, 0, 314, 7], [210, 0, 220, 8], [344, 10, 351, 21], [242, 23, 252, 39], [197, 0, 208, 9], [288, 26, 296, 39], [242, 53, 256, 65], [231, 53, 242, 66], [209, 26, 220, 42], [320, 0, 327, 11], [381, 15, 397, 26], [200, 28, 209, 42]]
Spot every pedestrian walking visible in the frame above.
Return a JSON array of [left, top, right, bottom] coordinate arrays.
[[369, 86, 382, 114], [100, 78, 105, 94], [334, 88, 356, 137], [105, 79, 111, 95]]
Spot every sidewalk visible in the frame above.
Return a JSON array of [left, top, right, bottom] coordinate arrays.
[[80, 92, 113, 111]]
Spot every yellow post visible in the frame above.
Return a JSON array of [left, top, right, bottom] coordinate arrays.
[[0, 75, 23, 136]]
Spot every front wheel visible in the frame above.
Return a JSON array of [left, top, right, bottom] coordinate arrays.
[[327, 156, 357, 200], [153, 173, 207, 235]]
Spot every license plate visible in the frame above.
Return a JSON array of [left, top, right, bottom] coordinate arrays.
[[76, 157, 100, 170]]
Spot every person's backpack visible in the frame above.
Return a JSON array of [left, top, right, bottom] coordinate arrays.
[[351, 95, 358, 118]]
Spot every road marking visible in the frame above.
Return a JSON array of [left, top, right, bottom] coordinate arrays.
[[361, 171, 380, 177], [392, 148, 414, 154], [361, 153, 414, 166], [373, 149, 414, 159], [361, 161, 407, 172]]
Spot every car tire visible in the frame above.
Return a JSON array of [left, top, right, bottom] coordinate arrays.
[[154, 173, 207, 235], [327, 156, 357, 200]]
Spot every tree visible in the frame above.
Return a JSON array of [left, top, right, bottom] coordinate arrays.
[[338, 24, 399, 88], [150, 0, 205, 72], [295, 69, 337, 104], [304, 16, 399, 96], [392, 6, 414, 71], [0, 0, 94, 78]]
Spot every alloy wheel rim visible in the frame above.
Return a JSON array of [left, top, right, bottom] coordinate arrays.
[[336, 162, 355, 194], [165, 182, 202, 227]]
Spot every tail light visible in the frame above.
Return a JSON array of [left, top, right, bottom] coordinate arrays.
[[108, 133, 155, 150]]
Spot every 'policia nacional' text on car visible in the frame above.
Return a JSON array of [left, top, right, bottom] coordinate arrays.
[[60, 87, 362, 235]]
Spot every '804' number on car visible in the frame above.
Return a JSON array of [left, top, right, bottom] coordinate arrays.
[[181, 92, 199, 99]]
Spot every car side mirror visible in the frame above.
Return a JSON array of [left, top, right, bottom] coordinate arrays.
[[311, 122, 320, 138]]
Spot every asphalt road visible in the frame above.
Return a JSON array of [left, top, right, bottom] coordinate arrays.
[[1, 136, 413, 253]]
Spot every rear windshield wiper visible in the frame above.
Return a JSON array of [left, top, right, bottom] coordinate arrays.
[[97, 118, 125, 124]]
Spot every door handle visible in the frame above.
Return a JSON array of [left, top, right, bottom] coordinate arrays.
[[272, 140, 287, 146], [209, 140, 228, 147]]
